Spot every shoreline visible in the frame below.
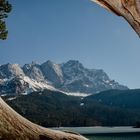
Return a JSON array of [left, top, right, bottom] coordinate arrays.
[[53, 126, 140, 135]]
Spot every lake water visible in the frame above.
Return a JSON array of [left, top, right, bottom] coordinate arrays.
[[85, 133, 140, 140], [53, 127, 140, 140]]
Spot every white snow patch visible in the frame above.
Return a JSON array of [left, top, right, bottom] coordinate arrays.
[[7, 97, 17, 101], [53, 63, 63, 78], [80, 103, 84, 106], [105, 80, 110, 83], [21, 92, 28, 95], [84, 84, 89, 87], [1, 94, 7, 97], [63, 92, 90, 97], [23, 76, 56, 91], [39, 92, 42, 95]]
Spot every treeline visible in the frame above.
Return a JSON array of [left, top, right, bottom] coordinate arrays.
[[3, 89, 140, 127]]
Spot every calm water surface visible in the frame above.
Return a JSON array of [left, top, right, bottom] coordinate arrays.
[[53, 127, 140, 140], [85, 133, 140, 140]]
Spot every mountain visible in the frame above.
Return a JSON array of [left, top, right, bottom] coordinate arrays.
[[0, 60, 128, 95], [61, 60, 127, 93], [41, 60, 64, 86], [23, 62, 45, 82], [0, 63, 25, 79], [3, 89, 140, 127]]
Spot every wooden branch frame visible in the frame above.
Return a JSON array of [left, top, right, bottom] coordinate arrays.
[[91, 0, 140, 37]]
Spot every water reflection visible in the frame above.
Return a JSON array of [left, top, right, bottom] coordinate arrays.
[[85, 133, 140, 140]]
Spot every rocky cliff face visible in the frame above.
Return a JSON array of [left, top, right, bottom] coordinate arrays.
[[0, 63, 25, 79], [23, 62, 45, 82], [61, 60, 128, 93], [41, 60, 64, 86], [0, 60, 128, 95]]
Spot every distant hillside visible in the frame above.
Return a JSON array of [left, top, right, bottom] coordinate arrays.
[[84, 89, 140, 109], [0, 60, 128, 96], [3, 89, 140, 127]]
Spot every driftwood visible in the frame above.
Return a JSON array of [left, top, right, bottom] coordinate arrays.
[[0, 98, 87, 140], [91, 0, 140, 37]]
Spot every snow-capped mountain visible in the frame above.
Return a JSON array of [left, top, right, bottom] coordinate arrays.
[[41, 60, 64, 86], [23, 62, 45, 82], [61, 60, 128, 93], [0, 63, 25, 79], [0, 75, 56, 95], [0, 60, 128, 95]]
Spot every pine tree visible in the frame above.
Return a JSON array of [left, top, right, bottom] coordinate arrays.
[[0, 0, 12, 40]]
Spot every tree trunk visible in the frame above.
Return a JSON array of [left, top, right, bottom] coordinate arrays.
[[91, 0, 140, 37]]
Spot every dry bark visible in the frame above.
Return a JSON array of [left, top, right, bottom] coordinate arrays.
[[0, 98, 87, 140], [91, 0, 140, 37]]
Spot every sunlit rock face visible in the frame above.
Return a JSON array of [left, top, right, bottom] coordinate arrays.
[[23, 62, 45, 82], [0, 63, 25, 79], [41, 60, 64, 86], [61, 60, 128, 93], [0, 60, 128, 95], [91, 0, 140, 37]]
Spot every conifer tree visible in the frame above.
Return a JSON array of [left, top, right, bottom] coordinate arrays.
[[0, 0, 12, 40]]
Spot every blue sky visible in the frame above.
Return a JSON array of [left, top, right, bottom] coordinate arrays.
[[0, 0, 140, 88]]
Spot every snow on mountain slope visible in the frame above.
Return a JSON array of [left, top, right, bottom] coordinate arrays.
[[0, 60, 128, 95], [23, 76, 56, 91], [23, 62, 45, 82], [61, 60, 128, 93], [0, 63, 25, 79], [0, 75, 56, 95], [64, 92, 90, 97]]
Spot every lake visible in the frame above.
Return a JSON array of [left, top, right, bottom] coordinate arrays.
[[85, 133, 140, 140], [53, 126, 140, 140]]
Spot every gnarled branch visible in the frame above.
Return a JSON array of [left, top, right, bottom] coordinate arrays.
[[91, 0, 140, 37]]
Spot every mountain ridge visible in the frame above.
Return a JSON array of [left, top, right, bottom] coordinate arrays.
[[0, 60, 128, 95]]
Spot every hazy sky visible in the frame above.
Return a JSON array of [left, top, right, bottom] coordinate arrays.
[[0, 0, 140, 89]]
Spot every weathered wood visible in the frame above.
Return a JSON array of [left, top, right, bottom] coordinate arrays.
[[91, 0, 140, 37], [0, 98, 87, 140]]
